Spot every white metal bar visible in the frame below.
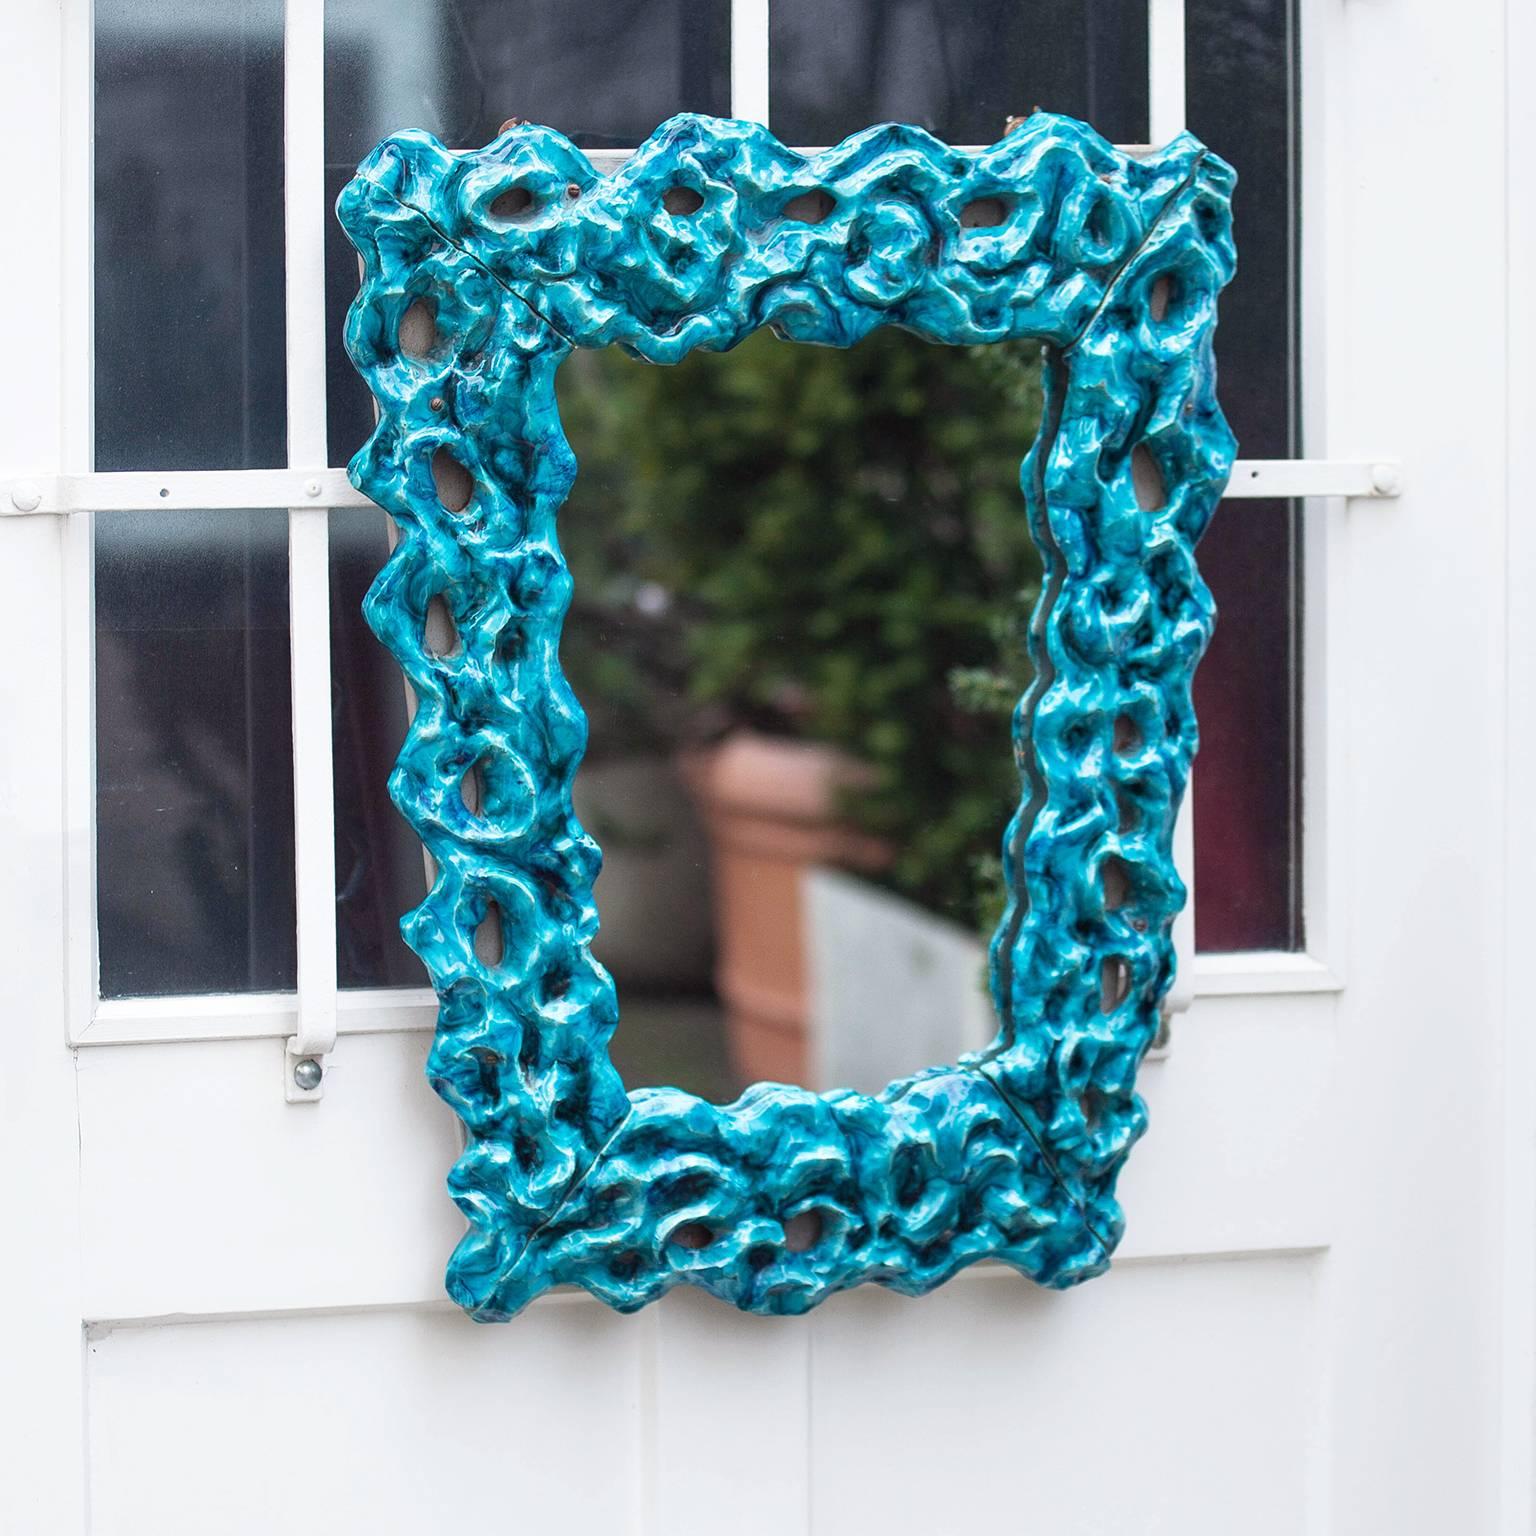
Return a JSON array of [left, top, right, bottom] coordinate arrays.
[[2, 468, 373, 514], [1229, 457, 1400, 499], [0, 459, 1404, 518], [1148, 0, 1187, 146], [730, 0, 771, 125], [284, 0, 338, 1095]]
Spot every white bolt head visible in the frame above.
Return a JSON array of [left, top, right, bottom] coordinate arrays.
[[304, 478, 323, 498], [10, 480, 42, 513], [1369, 462, 1401, 498]]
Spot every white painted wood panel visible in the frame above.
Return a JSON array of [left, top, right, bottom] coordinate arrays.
[[73, 1001, 1335, 1326], [77, 1034, 461, 1321], [808, 1255, 1324, 1536], [86, 1304, 645, 1536], [647, 1293, 811, 1536]]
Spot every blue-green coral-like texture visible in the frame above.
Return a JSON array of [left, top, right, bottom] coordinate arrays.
[[338, 112, 1236, 1320]]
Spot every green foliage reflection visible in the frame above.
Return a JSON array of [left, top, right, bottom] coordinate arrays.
[[557, 328, 1044, 932]]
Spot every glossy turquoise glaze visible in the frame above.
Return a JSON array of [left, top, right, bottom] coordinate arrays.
[[338, 112, 1236, 1320]]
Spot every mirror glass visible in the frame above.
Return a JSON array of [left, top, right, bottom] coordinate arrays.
[[557, 329, 1044, 1099]]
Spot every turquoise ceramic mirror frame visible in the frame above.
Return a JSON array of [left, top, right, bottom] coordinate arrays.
[[338, 111, 1236, 1321]]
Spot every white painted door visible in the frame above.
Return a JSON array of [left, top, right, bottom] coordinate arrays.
[[3, 1, 1532, 1532]]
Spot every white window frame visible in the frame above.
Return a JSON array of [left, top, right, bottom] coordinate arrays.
[[17, 0, 1395, 1069]]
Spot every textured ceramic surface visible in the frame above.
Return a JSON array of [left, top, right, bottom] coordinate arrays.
[[338, 111, 1236, 1320]]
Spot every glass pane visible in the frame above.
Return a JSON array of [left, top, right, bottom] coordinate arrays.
[[1187, 0, 1302, 951], [96, 512, 296, 996], [330, 508, 429, 989], [557, 331, 1042, 1100], [94, 2, 294, 998], [325, 0, 731, 987], [769, 0, 1149, 148], [95, 0, 286, 471]]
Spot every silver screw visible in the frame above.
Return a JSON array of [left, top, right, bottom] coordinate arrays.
[[292, 1057, 323, 1091]]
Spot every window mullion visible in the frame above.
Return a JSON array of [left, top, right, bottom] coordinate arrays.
[[283, 0, 338, 1095], [731, 0, 770, 124], [1148, 0, 1187, 145]]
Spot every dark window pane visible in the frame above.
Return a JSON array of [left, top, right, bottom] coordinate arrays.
[[330, 508, 429, 989], [1187, 0, 1302, 951], [769, 0, 1148, 147], [96, 512, 297, 996], [1193, 500, 1300, 953], [95, 1, 286, 471], [94, 3, 294, 997]]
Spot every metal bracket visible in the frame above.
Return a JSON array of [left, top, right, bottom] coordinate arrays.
[[283, 975, 337, 1102], [1, 468, 373, 515], [284, 1036, 327, 1103], [1228, 457, 1402, 499]]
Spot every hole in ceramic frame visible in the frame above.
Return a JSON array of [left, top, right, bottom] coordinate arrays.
[[490, 184, 536, 220], [399, 296, 440, 359], [662, 184, 704, 216], [474, 898, 505, 968], [959, 195, 1009, 229], [1078, 1087, 1103, 1129], [424, 593, 460, 658], [431, 446, 474, 513], [1101, 855, 1131, 912], [1099, 955, 1131, 1014], [460, 756, 485, 818], [1114, 784, 1140, 832], [1083, 193, 1118, 255], [670, 1221, 715, 1251], [1131, 443, 1166, 511], [782, 188, 835, 225], [783, 1210, 824, 1252]]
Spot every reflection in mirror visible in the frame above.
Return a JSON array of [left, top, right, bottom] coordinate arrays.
[[556, 329, 1043, 1100]]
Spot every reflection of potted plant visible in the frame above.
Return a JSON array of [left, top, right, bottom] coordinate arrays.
[[558, 329, 1043, 1083], [676, 730, 888, 1081]]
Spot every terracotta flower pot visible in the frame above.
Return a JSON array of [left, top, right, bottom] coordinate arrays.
[[682, 730, 890, 1086]]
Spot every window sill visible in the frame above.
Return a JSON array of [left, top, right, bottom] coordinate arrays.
[[1190, 950, 1343, 997], [75, 951, 1340, 1049]]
